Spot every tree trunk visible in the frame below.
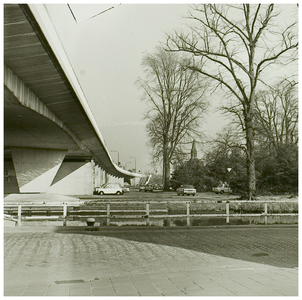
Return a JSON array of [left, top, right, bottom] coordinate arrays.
[[247, 38, 256, 200], [162, 140, 171, 191], [164, 159, 171, 191], [246, 113, 256, 200]]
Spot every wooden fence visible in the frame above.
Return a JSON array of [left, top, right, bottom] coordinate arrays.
[[4, 200, 298, 227]]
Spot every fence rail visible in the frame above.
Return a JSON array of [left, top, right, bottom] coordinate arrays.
[[4, 200, 298, 227]]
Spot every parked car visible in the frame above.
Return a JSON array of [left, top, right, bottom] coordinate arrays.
[[167, 180, 181, 191], [94, 183, 124, 195], [212, 183, 232, 194], [115, 183, 130, 193], [119, 184, 130, 193], [145, 184, 154, 192], [154, 184, 164, 191], [177, 185, 196, 196], [139, 185, 146, 192]]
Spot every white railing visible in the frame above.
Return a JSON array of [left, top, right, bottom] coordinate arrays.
[[4, 200, 298, 227]]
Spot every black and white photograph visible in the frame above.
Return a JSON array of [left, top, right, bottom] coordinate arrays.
[[3, 1, 298, 297]]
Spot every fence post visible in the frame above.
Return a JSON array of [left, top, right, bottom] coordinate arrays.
[[186, 202, 191, 226], [106, 203, 110, 226], [226, 201, 230, 225], [63, 204, 67, 226], [264, 202, 268, 225], [146, 203, 150, 226], [17, 205, 22, 226]]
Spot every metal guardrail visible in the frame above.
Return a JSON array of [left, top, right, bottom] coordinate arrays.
[[4, 200, 298, 227]]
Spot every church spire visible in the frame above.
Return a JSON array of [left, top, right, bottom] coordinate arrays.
[[191, 140, 197, 160]]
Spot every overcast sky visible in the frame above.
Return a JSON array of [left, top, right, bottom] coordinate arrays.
[[43, 3, 221, 173], [41, 2, 297, 174]]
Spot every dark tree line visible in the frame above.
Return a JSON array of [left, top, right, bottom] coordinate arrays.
[[171, 79, 298, 196]]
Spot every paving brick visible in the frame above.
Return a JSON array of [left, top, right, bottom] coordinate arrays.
[[91, 278, 113, 288], [114, 287, 139, 296], [69, 289, 92, 296], [275, 287, 299, 296], [148, 274, 169, 280], [222, 284, 260, 296], [137, 289, 163, 296], [4, 285, 27, 296], [22, 284, 49, 296], [69, 282, 92, 296], [184, 289, 212, 296], [192, 278, 217, 287], [181, 285, 205, 293], [4, 226, 298, 297], [254, 288, 284, 296], [172, 282, 198, 290], [110, 277, 132, 285], [233, 290, 260, 296], [160, 289, 187, 296], [205, 289, 236, 296], [148, 277, 171, 285], [46, 284, 70, 296], [130, 274, 150, 281], [23, 291, 48, 296], [68, 282, 91, 290], [92, 287, 116, 296], [133, 283, 160, 293]]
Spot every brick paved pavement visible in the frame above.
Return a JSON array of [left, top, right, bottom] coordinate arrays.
[[3, 225, 298, 296]]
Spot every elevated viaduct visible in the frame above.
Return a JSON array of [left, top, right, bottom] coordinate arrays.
[[4, 4, 141, 197]]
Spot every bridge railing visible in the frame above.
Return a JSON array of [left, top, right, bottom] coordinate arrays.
[[4, 200, 298, 227]]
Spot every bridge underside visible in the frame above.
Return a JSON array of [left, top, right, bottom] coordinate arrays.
[[4, 4, 136, 195]]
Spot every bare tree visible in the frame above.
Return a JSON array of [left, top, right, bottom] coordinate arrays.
[[136, 47, 208, 190], [254, 79, 298, 154], [166, 4, 298, 199]]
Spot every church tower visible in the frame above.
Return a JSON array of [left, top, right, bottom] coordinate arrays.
[[191, 140, 197, 160]]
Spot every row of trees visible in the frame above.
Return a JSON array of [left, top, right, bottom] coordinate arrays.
[[136, 4, 298, 199], [171, 79, 298, 196], [172, 129, 298, 196]]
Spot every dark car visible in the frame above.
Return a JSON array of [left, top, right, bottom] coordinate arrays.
[[177, 185, 196, 196], [153, 184, 163, 191], [139, 185, 146, 192], [213, 183, 232, 194], [145, 184, 154, 192]]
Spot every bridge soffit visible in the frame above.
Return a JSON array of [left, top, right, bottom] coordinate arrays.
[[4, 64, 87, 152]]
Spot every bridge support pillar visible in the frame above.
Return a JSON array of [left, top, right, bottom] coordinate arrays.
[[11, 147, 66, 193]]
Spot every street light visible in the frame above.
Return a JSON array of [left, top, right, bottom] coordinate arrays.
[[111, 150, 120, 166], [125, 162, 131, 170], [129, 157, 136, 173], [227, 168, 232, 197]]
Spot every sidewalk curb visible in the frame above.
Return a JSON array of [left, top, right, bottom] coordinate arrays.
[[4, 224, 298, 233]]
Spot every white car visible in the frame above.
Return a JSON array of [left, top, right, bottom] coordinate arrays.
[[94, 183, 124, 195]]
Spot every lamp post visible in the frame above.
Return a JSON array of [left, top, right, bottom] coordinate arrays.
[[129, 157, 136, 173], [125, 162, 131, 170], [227, 168, 232, 197], [111, 150, 120, 166]]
